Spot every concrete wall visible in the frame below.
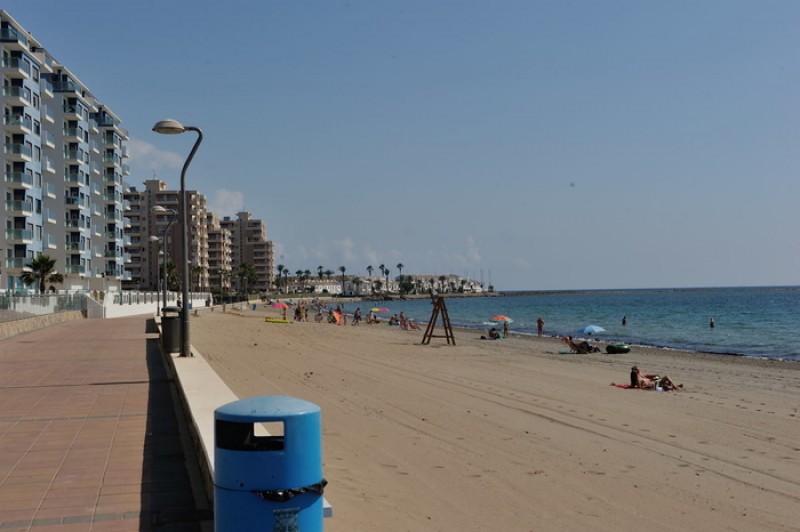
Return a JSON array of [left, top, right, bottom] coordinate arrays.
[[0, 311, 85, 341]]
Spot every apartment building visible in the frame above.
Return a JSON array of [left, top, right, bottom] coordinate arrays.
[[123, 179, 210, 291], [206, 212, 232, 292], [1, 10, 129, 292], [220, 211, 274, 293]]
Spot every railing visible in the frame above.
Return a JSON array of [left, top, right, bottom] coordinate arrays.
[[2, 86, 30, 102], [4, 172, 32, 186], [0, 293, 87, 324], [5, 229, 33, 241], [5, 200, 32, 212], [64, 265, 86, 274], [0, 27, 30, 46], [0, 57, 31, 76], [3, 114, 32, 129], [4, 143, 32, 157]]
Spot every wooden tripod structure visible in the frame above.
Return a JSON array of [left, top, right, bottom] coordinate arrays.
[[421, 296, 456, 345]]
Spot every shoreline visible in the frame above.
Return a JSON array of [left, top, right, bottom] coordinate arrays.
[[191, 306, 800, 531]]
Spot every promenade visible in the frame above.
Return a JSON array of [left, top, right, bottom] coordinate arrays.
[[0, 316, 211, 531]]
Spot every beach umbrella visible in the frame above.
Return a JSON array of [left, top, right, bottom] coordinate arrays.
[[371, 307, 390, 313], [272, 302, 289, 310], [577, 325, 605, 335], [490, 315, 513, 323]]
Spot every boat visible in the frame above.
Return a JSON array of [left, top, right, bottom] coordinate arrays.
[[606, 343, 631, 354]]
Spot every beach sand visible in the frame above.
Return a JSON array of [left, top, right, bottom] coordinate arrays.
[[191, 305, 800, 531]]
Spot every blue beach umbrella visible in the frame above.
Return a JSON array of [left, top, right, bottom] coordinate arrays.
[[577, 325, 605, 335]]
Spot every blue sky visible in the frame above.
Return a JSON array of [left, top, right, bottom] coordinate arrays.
[[9, 0, 799, 290]]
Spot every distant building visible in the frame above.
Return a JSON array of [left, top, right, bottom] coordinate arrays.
[[220, 212, 274, 293]]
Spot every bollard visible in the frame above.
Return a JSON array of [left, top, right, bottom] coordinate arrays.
[[215, 396, 326, 531]]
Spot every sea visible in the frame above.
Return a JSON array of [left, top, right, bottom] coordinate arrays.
[[339, 286, 800, 361]]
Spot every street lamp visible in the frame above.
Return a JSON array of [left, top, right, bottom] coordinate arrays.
[[152, 119, 203, 357], [151, 205, 178, 314]]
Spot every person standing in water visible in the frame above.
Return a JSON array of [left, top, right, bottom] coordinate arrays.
[[622, 315, 627, 326], [709, 317, 715, 328], [536, 316, 544, 337]]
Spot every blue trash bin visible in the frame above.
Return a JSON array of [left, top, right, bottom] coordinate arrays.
[[215, 396, 326, 531]]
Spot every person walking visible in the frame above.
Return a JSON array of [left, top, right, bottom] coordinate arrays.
[[536, 316, 544, 337]]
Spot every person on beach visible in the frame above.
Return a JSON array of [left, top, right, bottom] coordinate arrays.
[[630, 366, 682, 391], [353, 307, 362, 325], [537, 316, 544, 337], [622, 315, 627, 326], [563, 336, 599, 354], [503, 321, 509, 338], [709, 317, 715, 328], [481, 327, 502, 340]]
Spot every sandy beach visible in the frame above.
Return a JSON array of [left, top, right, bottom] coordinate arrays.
[[191, 305, 800, 531]]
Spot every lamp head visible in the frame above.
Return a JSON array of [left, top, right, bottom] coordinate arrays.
[[152, 118, 186, 135], [149, 236, 160, 242]]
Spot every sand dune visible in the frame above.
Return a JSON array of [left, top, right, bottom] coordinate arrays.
[[191, 306, 800, 531]]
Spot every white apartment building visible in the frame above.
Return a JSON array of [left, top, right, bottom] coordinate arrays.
[[1, 10, 129, 292]]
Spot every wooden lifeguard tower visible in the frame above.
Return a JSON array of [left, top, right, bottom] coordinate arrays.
[[421, 296, 456, 345]]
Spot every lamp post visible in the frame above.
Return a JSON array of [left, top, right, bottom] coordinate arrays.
[[150, 237, 162, 312], [152, 119, 203, 357], [151, 206, 177, 313]]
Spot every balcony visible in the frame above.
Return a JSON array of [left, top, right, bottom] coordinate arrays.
[[65, 265, 86, 274], [4, 172, 33, 188], [104, 172, 122, 185], [65, 172, 84, 184], [4, 258, 27, 269], [65, 219, 89, 230], [103, 192, 121, 203], [64, 149, 83, 163], [0, 27, 29, 48], [66, 242, 86, 252], [3, 114, 32, 133], [104, 250, 119, 258], [4, 143, 32, 161], [0, 57, 31, 78], [2, 86, 30, 105], [63, 103, 82, 120], [5, 199, 33, 215], [63, 127, 83, 141], [4, 229, 33, 242]]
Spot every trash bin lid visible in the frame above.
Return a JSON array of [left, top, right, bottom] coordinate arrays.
[[216, 395, 320, 423], [162, 306, 181, 313]]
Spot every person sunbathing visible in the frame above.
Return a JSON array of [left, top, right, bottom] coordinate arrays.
[[630, 366, 682, 390], [563, 336, 599, 354]]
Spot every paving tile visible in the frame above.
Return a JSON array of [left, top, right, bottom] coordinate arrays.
[[0, 317, 210, 529]]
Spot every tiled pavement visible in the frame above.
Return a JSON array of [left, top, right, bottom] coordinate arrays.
[[0, 316, 211, 531]]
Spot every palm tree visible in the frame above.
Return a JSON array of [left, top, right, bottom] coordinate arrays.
[[21, 254, 64, 293], [317, 265, 324, 280], [396, 263, 404, 277], [438, 275, 447, 293], [384, 269, 391, 292], [338, 266, 346, 296], [324, 269, 334, 280], [378, 264, 386, 280], [276, 263, 285, 293], [366, 265, 374, 278], [352, 276, 363, 295], [239, 263, 257, 298]]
